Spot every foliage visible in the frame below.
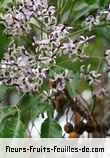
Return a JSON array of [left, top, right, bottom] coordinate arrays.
[[0, 0, 110, 138]]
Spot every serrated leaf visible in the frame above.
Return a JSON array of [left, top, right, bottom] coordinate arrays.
[[18, 94, 49, 127], [41, 118, 62, 138], [0, 106, 17, 123], [0, 106, 25, 138]]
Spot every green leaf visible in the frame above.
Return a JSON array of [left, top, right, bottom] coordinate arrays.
[[66, 73, 80, 96], [56, 55, 81, 73], [18, 94, 49, 127], [85, 0, 99, 5], [0, 24, 10, 60], [99, 0, 109, 7], [41, 118, 62, 138], [73, 2, 98, 22], [0, 106, 26, 138], [0, 106, 17, 123], [0, 85, 8, 102]]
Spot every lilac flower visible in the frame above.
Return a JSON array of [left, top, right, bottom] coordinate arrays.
[[0, 45, 49, 93], [0, 0, 99, 94], [49, 24, 72, 41], [60, 40, 76, 54], [3, 0, 56, 35], [85, 15, 100, 31], [85, 4, 110, 31], [80, 65, 101, 85]]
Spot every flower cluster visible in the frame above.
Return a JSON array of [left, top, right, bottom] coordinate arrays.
[[60, 35, 95, 59], [33, 24, 94, 64], [80, 64, 101, 85], [3, 0, 56, 35], [0, 45, 49, 92], [0, 0, 97, 93], [85, 4, 110, 31], [85, 14, 100, 31], [33, 24, 76, 65]]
